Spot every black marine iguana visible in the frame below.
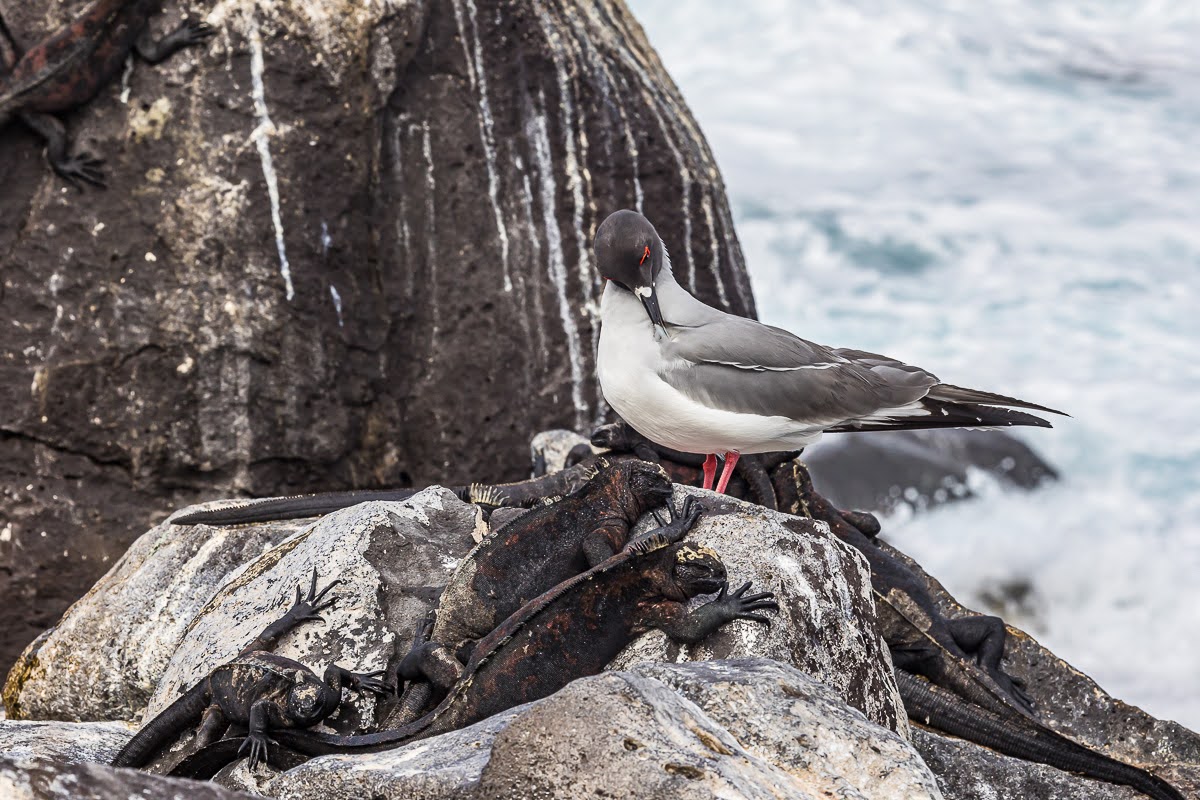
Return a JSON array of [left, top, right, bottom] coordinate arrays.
[[393, 459, 700, 715], [170, 451, 672, 526], [171, 528, 777, 778], [579, 421, 786, 510], [112, 569, 389, 771], [169, 423, 782, 528], [0, 0, 214, 188], [774, 460, 1184, 800]]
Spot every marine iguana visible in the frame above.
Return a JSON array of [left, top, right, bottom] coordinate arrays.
[[112, 569, 389, 771], [168, 424, 781, 528], [774, 461, 1184, 800], [0, 0, 214, 188], [393, 459, 699, 715], [171, 531, 777, 778], [775, 460, 1035, 719], [170, 452, 667, 526], [900, 672, 1184, 800], [581, 420, 785, 509]]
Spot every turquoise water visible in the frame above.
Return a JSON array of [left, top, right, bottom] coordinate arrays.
[[629, 0, 1200, 727]]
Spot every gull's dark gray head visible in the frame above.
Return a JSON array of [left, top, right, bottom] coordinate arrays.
[[595, 209, 666, 327]]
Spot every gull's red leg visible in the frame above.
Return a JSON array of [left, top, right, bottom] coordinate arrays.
[[715, 451, 740, 494], [701, 453, 718, 490]]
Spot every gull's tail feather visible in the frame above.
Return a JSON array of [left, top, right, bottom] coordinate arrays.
[[928, 384, 1068, 417], [828, 399, 1054, 434]]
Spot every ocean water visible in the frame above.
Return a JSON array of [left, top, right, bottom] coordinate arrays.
[[627, 0, 1200, 728]]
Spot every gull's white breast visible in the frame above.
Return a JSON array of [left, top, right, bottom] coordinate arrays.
[[597, 283, 824, 455]]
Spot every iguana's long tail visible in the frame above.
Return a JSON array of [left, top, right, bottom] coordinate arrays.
[[111, 681, 210, 768], [899, 671, 1183, 800], [170, 457, 612, 526]]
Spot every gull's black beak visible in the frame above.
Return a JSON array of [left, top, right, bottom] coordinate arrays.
[[636, 284, 665, 329]]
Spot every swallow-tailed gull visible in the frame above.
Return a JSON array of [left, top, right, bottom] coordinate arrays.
[[594, 209, 1066, 494]]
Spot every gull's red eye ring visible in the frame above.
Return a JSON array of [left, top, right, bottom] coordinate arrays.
[[639, 245, 651, 266]]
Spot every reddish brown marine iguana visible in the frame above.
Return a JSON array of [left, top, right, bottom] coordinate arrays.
[[0, 0, 213, 188], [112, 570, 389, 771], [170, 527, 777, 778], [392, 459, 700, 718]]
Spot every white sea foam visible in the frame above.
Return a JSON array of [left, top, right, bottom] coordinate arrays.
[[631, 0, 1200, 728]]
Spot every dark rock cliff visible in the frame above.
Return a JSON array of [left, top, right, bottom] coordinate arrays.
[[0, 0, 752, 669]]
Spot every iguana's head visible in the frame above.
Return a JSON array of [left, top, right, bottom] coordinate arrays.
[[607, 458, 672, 511], [671, 543, 726, 597], [287, 671, 328, 725]]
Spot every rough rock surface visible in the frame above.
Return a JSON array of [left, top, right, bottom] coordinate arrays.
[[0, 756, 257, 800], [804, 429, 1058, 515], [267, 659, 941, 800], [913, 728, 1144, 800], [628, 660, 940, 798], [886, 542, 1200, 799], [4, 513, 309, 721], [0, 720, 134, 766], [0, 0, 755, 673], [609, 485, 906, 734], [6, 488, 481, 729], [527, 430, 905, 731], [148, 489, 480, 737]]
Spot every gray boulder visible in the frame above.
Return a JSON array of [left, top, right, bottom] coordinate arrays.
[[147, 490, 481, 736], [0, 720, 134, 766], [5, 488, 481, 732], [267, 659, 941, 800], [3, 513, 309, 722], [609, 485, 908, 734], [0, 0, 755, 675], [0, 755, 257, 800]]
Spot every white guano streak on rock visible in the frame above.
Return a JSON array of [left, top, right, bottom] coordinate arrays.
[[540, 7, 604, 422], [701, 195, 729, 309], [718, 202, 751, 311], [596, 6, 726, 300], [389, 119, 414, 299], [529, 109, 588, 430], [537, 8, 593, 295], [572, 4, 644, 212], [247, 12, 294, 301], [595, 57, 643, 212], [596, 31, 697, 292], [515, 159, 549, 361], [420, 121, 439, 341], [329, 285, 344, 328], [451, 0, 511, 292]]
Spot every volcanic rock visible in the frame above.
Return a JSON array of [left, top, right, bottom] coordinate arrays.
[[5, 488, 482, 730], [266, 659, 941, 800], [0, 0, 754, 672]]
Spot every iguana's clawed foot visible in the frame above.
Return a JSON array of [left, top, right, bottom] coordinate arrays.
[[650, 495, 704, 541], [349, 670, 392, 697], [992, 670, 1036, 716], [238, 731, 277, 771], [288, 568, 340, 623], [52, 152, 106, 191], [627, 496, 703, 551], [711, 581, 779, 626], [176, 19, 217, 46]]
